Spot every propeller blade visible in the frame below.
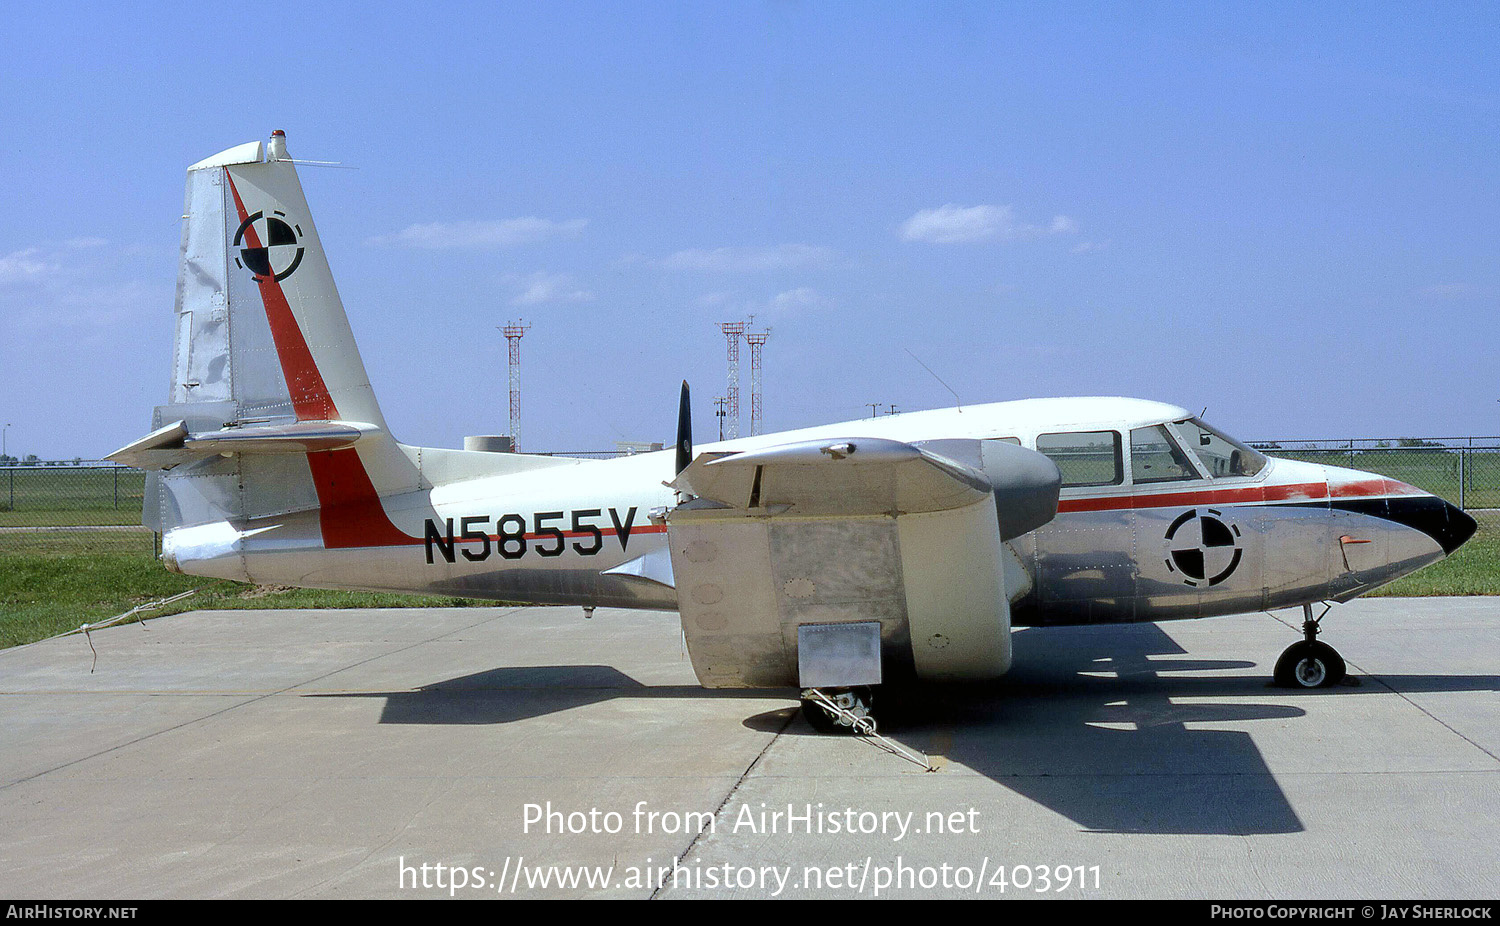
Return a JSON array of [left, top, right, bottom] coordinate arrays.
[[675, 380, 693, 475]]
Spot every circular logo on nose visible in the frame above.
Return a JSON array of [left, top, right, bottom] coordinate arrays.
[[1165, 507, 1243, 587], [233, 210, 304, 282]]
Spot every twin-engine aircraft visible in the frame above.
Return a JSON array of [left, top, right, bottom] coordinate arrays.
[[111, 133, 1477, 731]]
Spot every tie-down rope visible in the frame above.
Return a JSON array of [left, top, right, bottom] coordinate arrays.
[[805, 688, 935, 772]]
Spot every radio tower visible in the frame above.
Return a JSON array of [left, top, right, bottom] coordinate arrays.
[[501, 320, 530, 451], [744, 328, 769, 436], [718, 321, 746, 439]]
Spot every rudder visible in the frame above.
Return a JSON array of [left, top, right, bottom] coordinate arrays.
[[125, 131, 419, 537]]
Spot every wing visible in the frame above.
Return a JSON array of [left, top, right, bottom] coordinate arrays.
[[668, 436, 991, 518], [660, 436, 1062, 689]]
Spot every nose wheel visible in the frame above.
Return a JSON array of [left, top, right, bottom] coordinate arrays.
[[1273, 603, 1347, 688]]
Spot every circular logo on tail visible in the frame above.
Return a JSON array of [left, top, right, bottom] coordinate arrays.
[[1165, 508, 1243, 587], [233, 210, 305, 282]]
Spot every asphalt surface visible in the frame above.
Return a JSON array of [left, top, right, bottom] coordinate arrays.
[[1, 598, 1497, 899]]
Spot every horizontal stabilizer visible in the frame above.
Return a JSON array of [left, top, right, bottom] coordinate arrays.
[[106, 420, 194, 471], [184, 420, 372, 454], [107, 419, 375, 470]]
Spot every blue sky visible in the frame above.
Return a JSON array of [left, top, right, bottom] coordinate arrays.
[[2, 2, 1497, 459]]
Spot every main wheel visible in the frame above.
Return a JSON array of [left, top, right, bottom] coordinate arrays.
[[1273, 641, 1346, 688], [799, 687, 874, 734], [801, 698, 844, 733]]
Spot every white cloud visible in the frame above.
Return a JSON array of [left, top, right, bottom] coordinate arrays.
[[768, 287, 824, 313], [507, 272, 595, 306], [900, 205, 1009, 243], [900, 204, 1079, 244], [660, 243, 836, 272], [0, 242, 168, 338], [368, 217, 588, 249], [694, 291, 738, 308], [0, 248, 56, 283], [696, 286, 828, 320]]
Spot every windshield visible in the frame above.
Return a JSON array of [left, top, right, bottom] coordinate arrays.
[[1173, 418, 1267, 478]]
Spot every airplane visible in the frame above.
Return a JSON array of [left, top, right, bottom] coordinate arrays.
[[109, 132, 1478, 733]]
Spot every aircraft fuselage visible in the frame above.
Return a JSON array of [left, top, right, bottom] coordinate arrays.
[[163, 398, 1474, 629]]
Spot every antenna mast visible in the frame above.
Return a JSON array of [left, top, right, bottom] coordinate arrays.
[[501, 320, 531, 450], [744, 328, 770, 436], [718, 321, 746, 439]]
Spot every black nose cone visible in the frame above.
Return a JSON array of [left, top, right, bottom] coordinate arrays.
[[1440, 502, 1479, 555], [1349, 495, 1478, 555]]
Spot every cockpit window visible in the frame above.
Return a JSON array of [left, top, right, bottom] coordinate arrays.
[[1037, 430, 1123, 487], [1130, 425, 1199, 483], [1173, 418, 1267, 478]]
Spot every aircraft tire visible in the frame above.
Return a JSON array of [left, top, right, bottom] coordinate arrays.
[[801, 699, 847, 734], [1274, 641, 1346, 688], [799, 687, 875, 734]]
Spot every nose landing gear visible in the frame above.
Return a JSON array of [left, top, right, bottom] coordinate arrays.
[[1274, 603, 1347, 688]]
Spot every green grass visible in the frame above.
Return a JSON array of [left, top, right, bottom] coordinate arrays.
[[0, 527, 156, 556], [0, 551, 490, 649]]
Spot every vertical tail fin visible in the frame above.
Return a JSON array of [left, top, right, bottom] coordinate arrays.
[[110, 131, 576, 576], [173, 130, 386, 428], [128, 132, 419, 539]]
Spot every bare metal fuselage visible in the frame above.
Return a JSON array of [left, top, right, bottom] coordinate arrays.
[[163, 404, 1468, 630]]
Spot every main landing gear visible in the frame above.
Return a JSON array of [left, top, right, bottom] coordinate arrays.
[[797, 686, 935, 770], [1273, 603, 1347, 688], [800, 686, 876, 734]]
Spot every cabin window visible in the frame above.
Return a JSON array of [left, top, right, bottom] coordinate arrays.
[[1130, 425, 1199, 483], [990, 436, 1021, 445], [1174, 418, 1267, 478], [1036, 430, 1123, 487]]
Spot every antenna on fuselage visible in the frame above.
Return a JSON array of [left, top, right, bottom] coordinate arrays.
[[905, 349, 962, 411]]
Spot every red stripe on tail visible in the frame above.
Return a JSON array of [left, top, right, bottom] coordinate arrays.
[[225, 174, 336, 421], [226, 170, 411, 549]]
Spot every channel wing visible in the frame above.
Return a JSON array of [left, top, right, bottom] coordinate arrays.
[[668, 437, 993, 517]]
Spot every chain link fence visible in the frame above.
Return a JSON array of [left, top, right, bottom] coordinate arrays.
[[0, 463, 153, 556], [4, 437, 1497, 557]]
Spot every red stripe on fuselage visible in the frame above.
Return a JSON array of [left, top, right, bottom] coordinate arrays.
[[226, 170, 410, 548], [1056, 477, 1411, 513]]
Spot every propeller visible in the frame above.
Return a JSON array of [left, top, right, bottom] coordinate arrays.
[[675, 380, 692, 475]]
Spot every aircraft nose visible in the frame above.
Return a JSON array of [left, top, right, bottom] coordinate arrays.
[[1434, 498, 1478, 555], [1384, 488, 1477, 556], [1325, 466, 1478, 557]]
